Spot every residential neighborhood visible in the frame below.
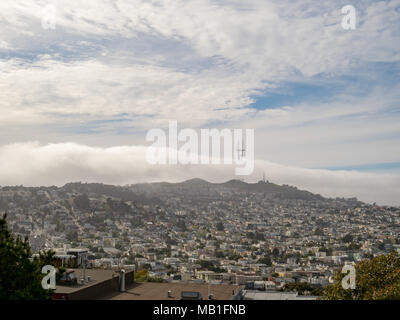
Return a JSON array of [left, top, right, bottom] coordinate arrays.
[[2, 178, 399, 296]]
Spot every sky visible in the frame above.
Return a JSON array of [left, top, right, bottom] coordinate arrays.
[[0, 0, 400, 205]]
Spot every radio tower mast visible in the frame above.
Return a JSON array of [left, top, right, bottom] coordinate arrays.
[[236, 136, 246, 161], [236, 136, 246, 182]]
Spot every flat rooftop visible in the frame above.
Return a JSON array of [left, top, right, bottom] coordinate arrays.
[[55, 269, 119, 294], [238, 290, 317, 300], [103, 282, 240, 300]]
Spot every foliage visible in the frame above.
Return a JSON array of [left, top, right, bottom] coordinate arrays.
[[341, 234, 353, 243], [73, 194, 91, 211], [147, 276, 164, 283], [66, 230, 78, 242], [281, 282, 322, 296], [0, 214, 56, 300], [176, 219, 187, 231], [198, 260, 224, 273], [246, 231, 264, 240], [56, 266, 67, 281], [134, 269, 164, 283], [134, 269, 149, 281], [323, 251, 400, 300], [258, 255, 272, 266], [216, 221, 224, 231], [314, 227, 324, 236], [227, 251, 242, 261]]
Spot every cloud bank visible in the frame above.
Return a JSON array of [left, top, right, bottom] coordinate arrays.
[[1, 142, 399, 205]]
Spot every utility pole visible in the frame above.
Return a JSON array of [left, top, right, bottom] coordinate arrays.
[[81, 253, 86, 285]]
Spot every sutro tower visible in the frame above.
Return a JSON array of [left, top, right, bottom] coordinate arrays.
[[236, 136, 246, 161]]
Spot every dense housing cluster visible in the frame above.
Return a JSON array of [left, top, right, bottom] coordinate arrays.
[[2, 178, 399, 291]]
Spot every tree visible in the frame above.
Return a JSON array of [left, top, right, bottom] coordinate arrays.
[[197, 260, 224, 273], [246, 232, 255, 240], [134, 269, 150, 281], [176, 219, 187, 231], [134, 269, 164, 283], [281, 282, 322, 296], [228, 251, 242, 261], [258, 256, 272, 266], [0, 214, 56, 300], [255, 232, 265, 241], [342, 234, 353, 243], [73, 194, 91, 211], [66, 230, 78, 242], [272, 247, 280, 257], [323, 251, 400, 300], [314, 227, 324, 236]]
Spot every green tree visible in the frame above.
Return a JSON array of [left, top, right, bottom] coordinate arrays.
[[281, 282, 322, 296], [176, 219, 187, 231], [323, 251, 400, 300], [216, 221, 224, 231], [258, 255, 272, 266], [255, 232, 265, 241], [134, 269, 164, 283], [342, 234, 353, 243], [66, 230, 78, 242], [0, 214, 56, 300], [73, 194, 91, 211], [314, 227, 324, 236]]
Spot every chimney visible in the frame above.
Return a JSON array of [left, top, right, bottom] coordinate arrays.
[[119, 269, 126, 292]]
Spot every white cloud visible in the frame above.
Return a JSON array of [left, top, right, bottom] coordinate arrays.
[[1, 0, 399, 127], [1, 56, 399, 169], [2, 1, 399, 72], [0, 57, 260, 127], [0, 141, 399, 205]]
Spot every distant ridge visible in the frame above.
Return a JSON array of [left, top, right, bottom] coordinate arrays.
[[219, 179, 324, 200], [2, 178, 350, 204], [61, 182, 163, 205], [140, 178, 325, 201]]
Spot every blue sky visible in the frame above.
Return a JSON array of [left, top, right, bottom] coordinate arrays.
[[249, 61, 400, 111], [325, 162, 400, 172]]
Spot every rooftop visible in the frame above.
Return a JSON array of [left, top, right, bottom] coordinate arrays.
[[103, 282, 240, 300], [55, 268, 119, 294], [235, 290, 317, 300]]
